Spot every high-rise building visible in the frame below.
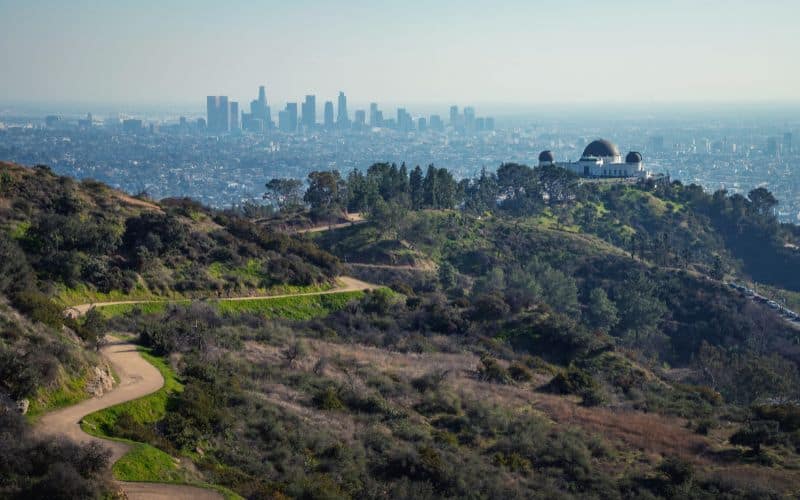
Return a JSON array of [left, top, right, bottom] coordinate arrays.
[[229, 101, 239, 131], [397, 108, 413, 132], [354, 110, 366, 129], [485, 117, 495, 131], [417, 117, 427, 132], [243, 85, 272, 131], [206, 96, 230, 133], [784, 132, 793, 153], [449, 105, 459, 126], [324, 101, 334, 129], [429, 115, 443, 132], [122, 119, 143, 134], [279, 103, 298, 132], [336, 91, 349, 128], [369, 103, 380, 127], [301, 95, 316, 130], [463, 107, 476, 132]]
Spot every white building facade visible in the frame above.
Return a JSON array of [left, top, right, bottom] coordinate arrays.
[[539, 139, 650, 179]]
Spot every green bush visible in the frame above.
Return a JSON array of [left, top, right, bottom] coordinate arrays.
[[11, 290, 64, 329], [313, 385, 346, 410]]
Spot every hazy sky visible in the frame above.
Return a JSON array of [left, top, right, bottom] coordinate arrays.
[[1, 0, 798, 107]]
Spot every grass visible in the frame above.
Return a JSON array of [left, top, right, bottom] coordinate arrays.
[[81, 350, 243, 499], [57, 282, 162, 307], [97, 300, 184, 318], [113, 442, 185, 482], [27, 369, 89, 419], [216, 291, 365, 319], [94, 289, 364, 319], [81, 349, 182, 435]]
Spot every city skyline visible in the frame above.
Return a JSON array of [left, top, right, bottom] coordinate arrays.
[[2, 1, 799, 106], [205, 86, 494, 134]]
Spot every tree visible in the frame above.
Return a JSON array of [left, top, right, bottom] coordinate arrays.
[[747, 187, 778, 217], [614, 271, 667, 342], [304, 170, 346, 220], [730, 420, 781, 454], [264, 178, 304, 210], [370, 198, 407, 238], [409, 166, 424, 210], [586, 288, 618, 333]]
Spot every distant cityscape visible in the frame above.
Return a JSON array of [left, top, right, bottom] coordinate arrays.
[[203, 86, 495, 135], [0, 90, 798, 223]]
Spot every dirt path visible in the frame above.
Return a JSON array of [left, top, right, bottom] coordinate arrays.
[[294, 213, 366, 234], [66, 276, 378, 317], [35, 337, 222, 499]]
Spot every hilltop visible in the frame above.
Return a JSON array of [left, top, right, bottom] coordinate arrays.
[[3, 161, 800, 498]]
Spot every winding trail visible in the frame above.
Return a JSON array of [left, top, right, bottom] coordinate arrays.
[[35, 337, 222, 499], [66, 276, 377, 318], [42, 276, 378, 499]]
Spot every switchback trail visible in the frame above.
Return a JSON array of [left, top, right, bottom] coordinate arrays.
[[65, 276, 377, 317], [43, 276, 378, 498], [35, 337, 223, 500]]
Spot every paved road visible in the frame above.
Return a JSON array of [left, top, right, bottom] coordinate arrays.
[[66, 276, 377, 317], [35, 337, 222, 500]]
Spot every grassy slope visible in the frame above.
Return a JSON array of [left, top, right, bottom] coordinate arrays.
[[80, 349, 242, 499], [95, 289, 363, 319]]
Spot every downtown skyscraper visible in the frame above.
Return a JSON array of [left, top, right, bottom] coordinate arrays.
[[301, 95, 316, 130], [242, 85, 272, 132], [336, 91, 349, 129], [206, 96, 230, 133]]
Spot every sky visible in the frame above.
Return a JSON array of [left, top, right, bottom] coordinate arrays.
[[1, 0, 799, 110]]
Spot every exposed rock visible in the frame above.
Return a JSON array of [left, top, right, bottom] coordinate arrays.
[[86, 365, 115, 397], [16, 398, 29, 415]]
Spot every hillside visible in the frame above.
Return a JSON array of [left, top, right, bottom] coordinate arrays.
[[4, 162, 800, 498]]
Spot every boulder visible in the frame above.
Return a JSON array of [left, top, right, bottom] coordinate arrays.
[[86, 365, 115, 397]]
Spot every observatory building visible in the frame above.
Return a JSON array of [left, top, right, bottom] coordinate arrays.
[[539, 139, 650, 178]]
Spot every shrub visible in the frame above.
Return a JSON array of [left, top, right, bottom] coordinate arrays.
[[507, 361, 533, 382], [11, 290, 64, 329], [477, 356, 511, 384], [658, 455, 694, 485], [313, 385, 346, 410], [730, 420, 782, 454], [545, 364, 607, 406]]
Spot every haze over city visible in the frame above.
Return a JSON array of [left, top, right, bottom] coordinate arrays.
[[2, 0, 799, 108]]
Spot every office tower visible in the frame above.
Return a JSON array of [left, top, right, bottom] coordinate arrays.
[[429, 114, 443, 132], [301, 95, 316, 129], [784, 132, 793, 153], [336, 91, 349, 128], [369, 103, 380, 127], [397, 108, 413, 132], [354, 110, 366, 129], [463, 106, 476, 132], [258, 85, 266, 107], [485, 117, 495, 131], [475, 117, 485, 132], [229, 101, 239, 131], [243, 86, 272, 131], [324, 101, 334, 129], [195, 118, 206, 130], [279, 103, 298, 132], [206, 96, 230, 133], [417, 117, 427, 132], [122, 119, 143, 134], [449, 105, 459, 126]]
